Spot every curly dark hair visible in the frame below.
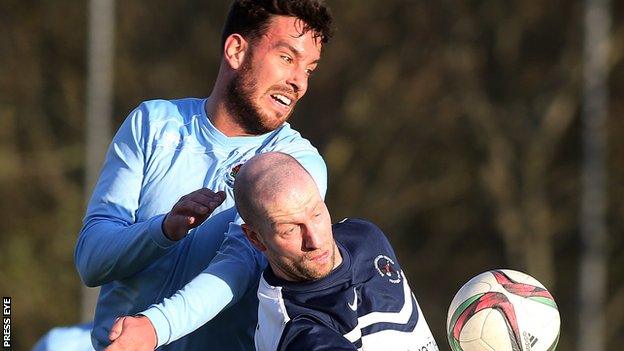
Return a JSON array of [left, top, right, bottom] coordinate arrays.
[[221, 0, 334, 48]]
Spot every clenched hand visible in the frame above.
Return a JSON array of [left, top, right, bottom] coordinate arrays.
[[163, 189, 226, 241]]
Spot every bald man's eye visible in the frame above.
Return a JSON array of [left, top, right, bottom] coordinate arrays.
[[282, 226, 297, 235]]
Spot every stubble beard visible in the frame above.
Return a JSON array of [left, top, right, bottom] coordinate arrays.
[[225, 54, 292, 135], [274, 244, 337, 282]]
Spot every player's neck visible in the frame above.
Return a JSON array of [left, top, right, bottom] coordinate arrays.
[[332, 242, 343, 270], [205, 94, 253, 137]]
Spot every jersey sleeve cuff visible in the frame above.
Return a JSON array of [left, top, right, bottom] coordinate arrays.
[[148, 213, 177, 248], [141, 306, 171, 348]]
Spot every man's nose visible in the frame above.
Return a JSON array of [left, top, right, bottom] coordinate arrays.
[[286, 67, 308, 95], [301, 225, 322, 251]]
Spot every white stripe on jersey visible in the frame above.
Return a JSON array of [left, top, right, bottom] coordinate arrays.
[[343, 271, 413, 342], [255, 277, 291, 351], [343, 271, 439, 350]]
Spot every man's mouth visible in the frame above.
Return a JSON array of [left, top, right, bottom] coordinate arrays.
[[270, 93, 293, 107], [309, 250, 329, 263]]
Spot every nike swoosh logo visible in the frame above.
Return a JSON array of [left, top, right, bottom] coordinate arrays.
[[348, 287, 358, 311]]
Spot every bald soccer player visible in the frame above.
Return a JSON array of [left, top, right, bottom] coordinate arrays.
[[234, 152, 440, 351]]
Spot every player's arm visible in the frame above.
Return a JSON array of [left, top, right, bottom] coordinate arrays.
[[74, 104, 172, 287], [74, 104, 225, 287], [279, 317, 357, 351], [112, 150, 327, 348], [346, 219, 440, 350]]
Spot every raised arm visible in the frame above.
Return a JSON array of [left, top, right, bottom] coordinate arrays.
[[74, 105, 177, 287], [75, 102, 229, 288]]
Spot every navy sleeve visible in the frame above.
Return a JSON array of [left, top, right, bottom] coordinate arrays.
[[337, 218, 399, 258], [279, 317, 356, 351]]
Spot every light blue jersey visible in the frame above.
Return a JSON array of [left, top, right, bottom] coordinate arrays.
[[74, 98, 327, 350]]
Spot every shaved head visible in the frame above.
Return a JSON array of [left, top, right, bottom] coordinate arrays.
[[234, 152, 339, 282], [234, 152, 317, 228]]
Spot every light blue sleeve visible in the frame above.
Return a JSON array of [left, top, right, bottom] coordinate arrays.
[[143, 150, 328, 346], [74, 104, 178, 287], [32, 322, 94, 351], [141, 268, 236, 347]]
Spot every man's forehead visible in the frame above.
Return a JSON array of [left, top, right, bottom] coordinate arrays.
[[262, 16, 323, 51], [264, 189, 320, 224]]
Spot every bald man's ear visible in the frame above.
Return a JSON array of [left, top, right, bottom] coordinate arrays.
[[223, 34, 249, 70], [242, 223, 267, 251]]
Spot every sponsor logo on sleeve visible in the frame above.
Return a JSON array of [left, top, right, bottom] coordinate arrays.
[[374, 255, 401, 284]]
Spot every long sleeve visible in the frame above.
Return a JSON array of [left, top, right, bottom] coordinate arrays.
[[74, 105, 177, 287], [143, 149, 328, 346]]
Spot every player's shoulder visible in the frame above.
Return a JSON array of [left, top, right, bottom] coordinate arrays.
[[333, 218, 393, 254], [334, 219, 403, 285], [122, 97, 206, 145], [334, 218, 386, 241], [266, 123, 318, 154], [262, 123, 326, 187], [135, 97, 204, 124]]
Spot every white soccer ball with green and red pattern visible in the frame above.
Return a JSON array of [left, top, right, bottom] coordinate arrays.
[[446, 269, 560, 351]]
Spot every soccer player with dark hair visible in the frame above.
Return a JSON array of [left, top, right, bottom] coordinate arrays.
[[237, 152, 440, 350], [75, 1, 334, 350]]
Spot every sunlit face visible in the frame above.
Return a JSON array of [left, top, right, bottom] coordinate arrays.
[[254, 182, 337, 282], [225, 16, 322, 134]]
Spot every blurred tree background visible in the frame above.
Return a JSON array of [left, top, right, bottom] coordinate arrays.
[[1, 0, 623, 350]]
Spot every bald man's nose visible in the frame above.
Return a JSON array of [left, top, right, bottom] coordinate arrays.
[[301, 226, 322, 251]]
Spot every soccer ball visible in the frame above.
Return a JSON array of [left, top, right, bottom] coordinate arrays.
[[446, 269, 560, 351]]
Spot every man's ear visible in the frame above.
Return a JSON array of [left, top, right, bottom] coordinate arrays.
[[242, 223, 267, 251], [223, 34, 249, 70]]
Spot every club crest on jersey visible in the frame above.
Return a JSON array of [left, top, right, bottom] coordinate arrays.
[[374, 255, 401, 284], [225, 163, 243, 187]]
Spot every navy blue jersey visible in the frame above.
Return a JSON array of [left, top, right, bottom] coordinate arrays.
[[255, 219, 439, 351]]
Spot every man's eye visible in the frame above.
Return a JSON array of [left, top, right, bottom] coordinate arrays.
[[281, 55, 293, 63], [283, 226, 297, 235]]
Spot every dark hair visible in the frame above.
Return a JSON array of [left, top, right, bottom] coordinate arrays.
[[221, 0, 333, 48]]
